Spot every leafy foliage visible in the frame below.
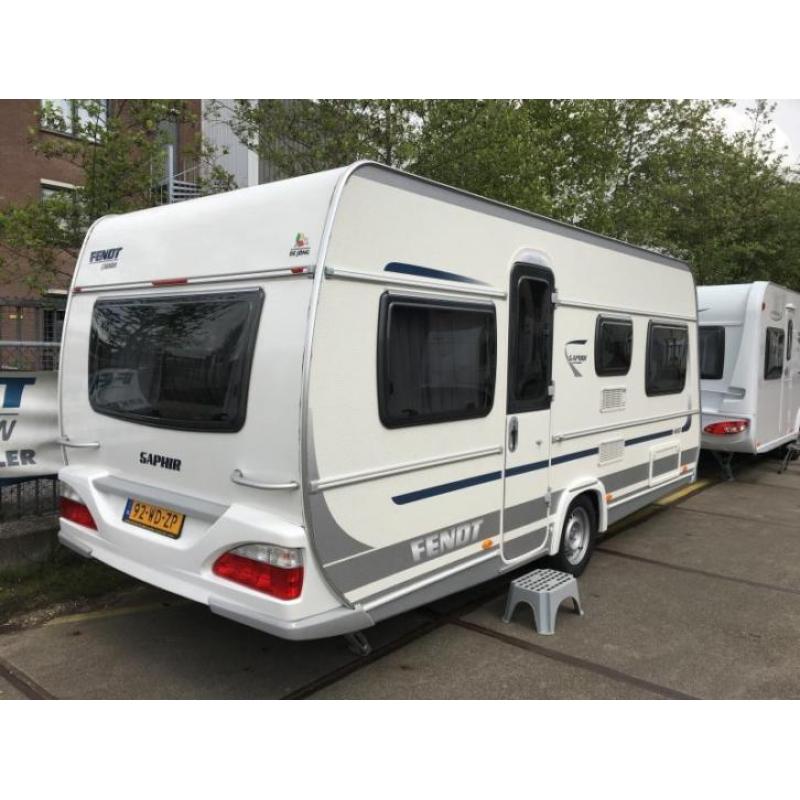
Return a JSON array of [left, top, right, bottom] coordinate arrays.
[[0, 100, 233, 292]]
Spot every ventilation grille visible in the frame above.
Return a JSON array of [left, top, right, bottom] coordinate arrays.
[[601, 387, 627, 412], [598, 439, 625, 465]]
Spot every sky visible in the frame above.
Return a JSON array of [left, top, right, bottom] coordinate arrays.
[[716, 100, 800, 167]]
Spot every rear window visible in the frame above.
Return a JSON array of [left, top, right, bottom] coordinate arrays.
[[699, 325, 725, 380], [89, 290, 264, 431]]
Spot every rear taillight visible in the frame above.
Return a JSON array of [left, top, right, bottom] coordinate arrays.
[[704, 419, 750, 436], [59, 496, 97, 530], [213, 544, 303, 600]]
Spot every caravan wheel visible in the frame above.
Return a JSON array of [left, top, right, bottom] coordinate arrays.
[[551, 495, 597, 577]]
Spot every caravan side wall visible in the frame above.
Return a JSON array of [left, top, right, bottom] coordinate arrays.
[[307, 166, 699, 615]]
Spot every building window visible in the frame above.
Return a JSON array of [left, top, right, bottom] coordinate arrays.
[[377, 294, 496, 428], [40, 100, 108, 138], [698, 325, 725, 380], [765, 327, 785, 380], [595, 316, 633, 376], [646, 322, 688, 396]]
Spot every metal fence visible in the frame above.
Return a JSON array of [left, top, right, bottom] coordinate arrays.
[[0, 297, 64, 372], [1, 297, 65, 527], [0, 477, 59, 523]]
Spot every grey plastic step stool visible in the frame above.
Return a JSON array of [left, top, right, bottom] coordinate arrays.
[[503, 568, 583, 635]]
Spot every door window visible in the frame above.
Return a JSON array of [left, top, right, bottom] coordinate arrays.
[[765, 327, 785, 380], [507, 265, 554, 413]]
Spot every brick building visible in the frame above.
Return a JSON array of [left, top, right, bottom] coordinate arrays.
[[0, 99, 203, 367]]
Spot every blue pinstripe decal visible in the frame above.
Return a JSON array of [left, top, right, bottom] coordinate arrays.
[[392, 470, 503, 505], [384, 262, 487, 285], [391, 418, 692, 505]]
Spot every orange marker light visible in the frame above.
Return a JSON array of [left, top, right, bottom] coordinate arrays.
[[481, 539, 493, 550], [605, 492, 613, 502]]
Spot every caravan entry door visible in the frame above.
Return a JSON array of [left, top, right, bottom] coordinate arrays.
[[500, 262, 554, 563]]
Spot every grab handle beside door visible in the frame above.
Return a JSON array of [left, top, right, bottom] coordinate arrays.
[[508, 416, 519, 453]]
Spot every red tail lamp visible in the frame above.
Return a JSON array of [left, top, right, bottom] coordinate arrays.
[[704, 419, 749, 436], [58, 496, 97, 530], [213, 544, 303, 600]]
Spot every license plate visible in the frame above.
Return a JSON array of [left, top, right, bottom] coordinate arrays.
[[123, 498, 185, 539]]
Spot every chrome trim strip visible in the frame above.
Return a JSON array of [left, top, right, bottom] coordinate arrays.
[[556, 296, 696, 323], [358, 549, 499, 612], [300, 163, 370, 609], [310, 445, 503, 493], [230, 469, 299, 491], [73, 266, 313, 294], [553, 409, 700, 443], [325, 265, 507, 299], [56, 437, 100, 449]]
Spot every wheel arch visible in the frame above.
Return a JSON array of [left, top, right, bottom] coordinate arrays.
[[548, 479, 607, 556]]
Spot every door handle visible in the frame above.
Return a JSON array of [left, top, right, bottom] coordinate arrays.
[[508, 416, 519, 453]]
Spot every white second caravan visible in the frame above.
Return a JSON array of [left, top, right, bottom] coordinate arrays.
[[57, 162, 700, 641], [698, 282, 800, 456]]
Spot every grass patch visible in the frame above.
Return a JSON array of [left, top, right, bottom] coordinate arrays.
[[0, 551, 138, 623]]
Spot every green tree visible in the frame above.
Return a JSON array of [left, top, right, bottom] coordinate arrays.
[[214, 99, 423, 179], [0, 100, 233, 293]]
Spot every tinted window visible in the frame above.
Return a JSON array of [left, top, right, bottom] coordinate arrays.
[[765, 327, 785, 380], [788, 319, 794, 361], [508, 270, 553, 413], [595, 317, 632, 376], [699, 325, 725, 380], [646, 323, 688, 396], [89, 290, 264, 432], [378, 295, 496, 428]]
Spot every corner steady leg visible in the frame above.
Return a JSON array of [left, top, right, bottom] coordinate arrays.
[[344, 631, 372, 657]]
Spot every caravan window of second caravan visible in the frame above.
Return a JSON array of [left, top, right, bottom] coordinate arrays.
[[646, 323, 688, 396], [699, 325, 725, 379], [765, 327, 785, 380], [378, 295, 496, 428]]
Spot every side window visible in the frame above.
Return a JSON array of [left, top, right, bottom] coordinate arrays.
[[765, 327, 785, 380], [646, 322, 689, 396], [377, 295, 496, 428], [508, 267, 554, 413], [595, 316, 633, 376], [699, 325, 725, 380], [787, 319, 794, 361]]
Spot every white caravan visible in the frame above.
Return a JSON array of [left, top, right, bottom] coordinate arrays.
[[57, 162, 700, 641], [698, 282, 800, 457]]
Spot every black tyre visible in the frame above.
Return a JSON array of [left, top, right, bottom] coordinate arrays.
[[550, 495, 597, 577]]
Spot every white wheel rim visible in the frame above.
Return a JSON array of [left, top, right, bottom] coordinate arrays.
[[564, 507, 590, 565]]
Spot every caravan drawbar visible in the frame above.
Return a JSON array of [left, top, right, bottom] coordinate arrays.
[[57, 162, 700, 640]]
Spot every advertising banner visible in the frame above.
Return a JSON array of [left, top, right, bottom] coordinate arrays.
[[0, 372, 64, 485]]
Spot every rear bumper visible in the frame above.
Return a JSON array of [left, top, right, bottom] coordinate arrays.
[[700, 412, 755, 453], [57, 465, 371, 641], [58, 526, 373, 640]]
